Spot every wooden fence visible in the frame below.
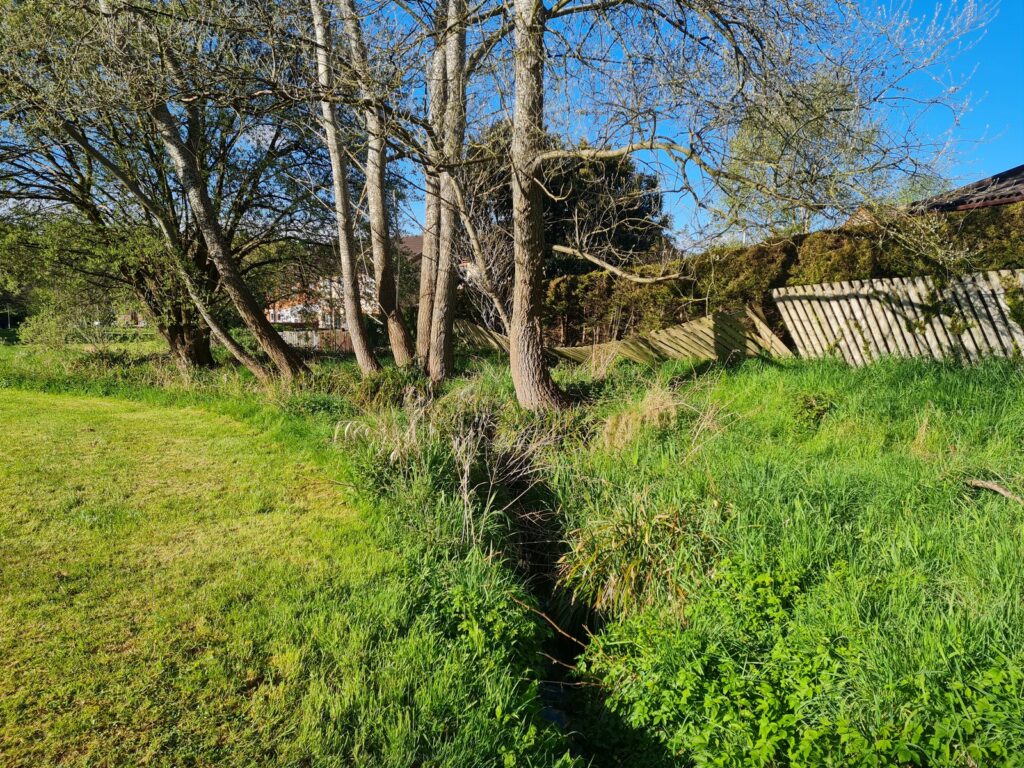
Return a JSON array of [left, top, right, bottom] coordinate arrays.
[[771, 269, 1024, 365], [280, 328, 354, 353], [456, 308, 790, 365]]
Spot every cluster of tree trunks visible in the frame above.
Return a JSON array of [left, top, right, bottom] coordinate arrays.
[[0, 0, 979, 409]]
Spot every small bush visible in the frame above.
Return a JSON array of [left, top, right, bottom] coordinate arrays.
[[16, 311, 78, 348]]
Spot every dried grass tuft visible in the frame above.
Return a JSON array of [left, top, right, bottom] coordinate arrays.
[[601, 386, 680, 449]]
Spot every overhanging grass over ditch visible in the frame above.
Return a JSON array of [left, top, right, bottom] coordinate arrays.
[[2, 344, 1024, 766]]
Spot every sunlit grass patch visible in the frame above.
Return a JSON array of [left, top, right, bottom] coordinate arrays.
[[0, 390, 569, 767]]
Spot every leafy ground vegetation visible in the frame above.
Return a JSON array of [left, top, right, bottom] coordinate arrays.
[[2, 342, 1023, 766]]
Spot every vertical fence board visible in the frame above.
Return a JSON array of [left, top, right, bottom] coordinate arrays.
[[957, 275, 993, 357], [796, 284, 833, 357], [799, 284, 839, 359], [905, 278, 938, 359], [845, 280, 882, 362], [941, 277, 975, 362], [914, 276, 947, 358], [874, 278, 912, 357], [834, 282, 870, 365], [987, 271, 1024, 351], [866, 279, 901, 358], [773, 294, 804, 356], [926, 277, 960, 359], [778, 287, 814, 357], [950, 277, 988, 361], [772, 269, 1024, 366], [970, 272, 1012, 356], [851, 279, 886, 360]]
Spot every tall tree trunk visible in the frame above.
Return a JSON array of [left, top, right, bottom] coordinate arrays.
[[337, 0, 415, 366], [427, 0, 467, 384], [365, 122, 415, 365], [146, 300, 214, 372], [510, 0, 568, 410], [428, 173, 458, 382], [150, 103, 306, 381], [417, 167, 442, 365], [180, 269, 273, 384], [165, 320, 214, 372], [416, 10, 448, 366], [309, 0, 380, 375]]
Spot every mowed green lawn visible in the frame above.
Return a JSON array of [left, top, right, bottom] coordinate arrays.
[[0, 391, 400, 766]]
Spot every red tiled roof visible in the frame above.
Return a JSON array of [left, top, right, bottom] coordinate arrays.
[[400, 235, 424, 262]]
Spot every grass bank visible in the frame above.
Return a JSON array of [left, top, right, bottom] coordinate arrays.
[[2, 343, 1023, 766], [0, 380, 574, 766], [556, 358, 1024, 766]]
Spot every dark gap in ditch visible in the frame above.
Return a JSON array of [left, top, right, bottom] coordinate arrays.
[[488, 442, 676, 767]]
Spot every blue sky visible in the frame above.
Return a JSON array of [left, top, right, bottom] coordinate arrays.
[[401, 0, 1024, 234], [916, 0, 1024, 183]]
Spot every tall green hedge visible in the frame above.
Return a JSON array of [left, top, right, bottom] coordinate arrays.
[[543, 202, 1024, 344]]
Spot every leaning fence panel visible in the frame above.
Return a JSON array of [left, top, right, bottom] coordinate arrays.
[[456, 309, 790, 366], [772, 270, 1024, 365]]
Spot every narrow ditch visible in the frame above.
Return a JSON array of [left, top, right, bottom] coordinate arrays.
[[491, 443, 675, 766]]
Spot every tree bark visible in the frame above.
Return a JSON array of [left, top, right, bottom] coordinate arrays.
[[309, 0, 380, 375], [179, 269, 273, 384], [427, 0, 467, 384], [416, 7, 449, 366], [337, 0, 415, 366], [428, 172, 460, 382], [150, 103, 306, 381], [165, 319, 214, 372], [135, 280, 215, 372], [365, 123, 415, 365], [417, 167, 442, 364], [509, 0, 569, 410]]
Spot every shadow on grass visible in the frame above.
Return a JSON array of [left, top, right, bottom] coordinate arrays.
[[490, 442, 676, 766]]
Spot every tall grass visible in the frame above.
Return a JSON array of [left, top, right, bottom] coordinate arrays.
[[4, 342, 1024, 765], [550, 357, 1024, 765]]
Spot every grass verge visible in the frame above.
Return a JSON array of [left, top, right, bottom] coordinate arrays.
[[3, 343, 1024, 766], [0, 383, 573, 767]]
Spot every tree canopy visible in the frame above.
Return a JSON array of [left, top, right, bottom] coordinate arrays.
[[0, 0, 988, 407]]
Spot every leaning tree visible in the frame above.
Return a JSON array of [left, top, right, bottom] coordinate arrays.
[[0, 92, 330, 378], [0, 0, 321, 380], [0, 115, 218, 371]]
